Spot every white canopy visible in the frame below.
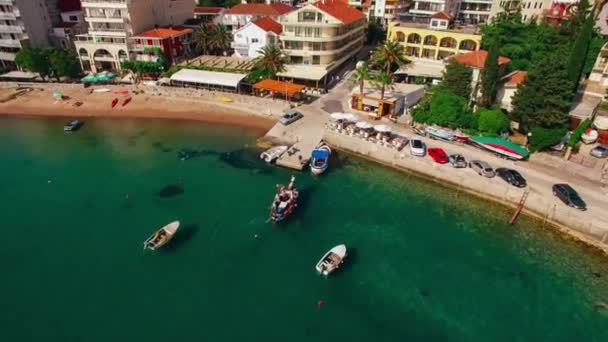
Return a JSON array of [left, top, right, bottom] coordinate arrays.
[[0, 71, 38, 79], [342, 113, 359, 122], [374, 125, 392, 133], [330, 112, 345, 120], [355, 121, 373, 129], [170, 69, 246, 88]]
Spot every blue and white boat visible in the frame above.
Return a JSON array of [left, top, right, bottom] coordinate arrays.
[[425, 126, 456, 141], [310, 145, 332, 175]]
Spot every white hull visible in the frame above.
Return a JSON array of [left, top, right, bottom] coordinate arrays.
[[315, 244, 347, 276], [260, 145, 288, 163], [310, 166, 327, 175], [143, 221, 180, 250], [310, 145, 331, 176]]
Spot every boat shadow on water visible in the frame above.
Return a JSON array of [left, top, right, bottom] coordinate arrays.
[[163, 223, 200, 253]]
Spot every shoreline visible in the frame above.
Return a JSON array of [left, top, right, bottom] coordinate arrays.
[[324, 131, 608, 256]]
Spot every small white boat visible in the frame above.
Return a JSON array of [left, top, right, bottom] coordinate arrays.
[[315, 244, 347, 276], [63, 119, 82, 132], [260, 145, 288, 163], [310, 144, 331, 175], [143, 221, 180, 250], [92, 88, 111, 93], [425, 126, 456, 141]]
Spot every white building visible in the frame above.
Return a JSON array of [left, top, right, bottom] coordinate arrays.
[[50, 0, 87, 51], [0, 0, 60, 69], [232, 17, 282, 58], [457, 0, 493, 24], [497, 70, 527, 112], [367, 0, 408, 26], [408, 0, 460, 19], [74, 0, 195, 73], [222, 3, 293, 31]]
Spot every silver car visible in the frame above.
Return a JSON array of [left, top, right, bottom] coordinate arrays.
[[279, 110, 303, 125], [590, 145, 608, 158], [469, 160, 495, 178]]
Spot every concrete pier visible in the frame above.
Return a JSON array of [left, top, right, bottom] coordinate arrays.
[[263, 106, 326, 170]]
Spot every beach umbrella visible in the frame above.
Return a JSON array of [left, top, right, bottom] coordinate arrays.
[[470, 136, 529, 160], [355, 121, 373, 129], [81, 74, 98, 83], [374, 124, 392, 133], [330, 112, 344, 120], [342, 113, 359, 122]]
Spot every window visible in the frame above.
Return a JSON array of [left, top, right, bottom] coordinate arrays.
[[251, 38, 259, 43], [527, 2, 531, 8], [313, 56, 320, 64], [431, 20, 438, 27], [301, 11, 316, 22], [147, 39, 153, 45], [69, 15, 77, 21]]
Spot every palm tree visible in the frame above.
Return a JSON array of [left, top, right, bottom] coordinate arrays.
[[208, 24, 232, 55], [371, 40, 409, 76], [193, 24, 212, 55], [353, 64, 371, 97], [252, 44, 288, 78], [373, 72, 394, 100]]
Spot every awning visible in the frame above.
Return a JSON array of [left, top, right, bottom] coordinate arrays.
[[277, 65, 328, 81], [0, 71, 38, 80], [471, 136, 529, 160], [170, 69, 246, 88], [253, 79, 305, 96]]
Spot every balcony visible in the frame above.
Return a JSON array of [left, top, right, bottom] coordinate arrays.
[[82, 0, 128, 9], [0, 12, 16, 20], [86, 16, 125, 24], [0, 51, 16, 61], [0, 24, 22, 33], [0, 38, 20, 48], [283, 36, 363, 56], [0, 0, 14, 5]]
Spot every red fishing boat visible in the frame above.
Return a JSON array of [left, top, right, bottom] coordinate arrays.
[[270, 176, 298, 223], [111, 98, 119, 108], [122, 97, 132, 107]]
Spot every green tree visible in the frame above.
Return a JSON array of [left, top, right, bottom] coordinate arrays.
[[511, 54, 574, 132], [566, 8, 594, 90], [371, 40, 409, 75], [428, 90, 471, 128], [208, 24, 232, 55], [367, 21, 385, 44], [477, 108, 509, 135], [193, 24, 213, 55], [583, 35, 608, 75], [480, 41, 500, 107], [15, 48, 51, 80], [251, 44, 288, 80], [353, 64, 371, 97], [372, 72, 393, 100], [440, 59, 472, 99], [528, 126, 568, 152]]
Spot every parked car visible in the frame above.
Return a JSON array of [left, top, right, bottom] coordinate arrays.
[[409, 139, 426, 156], [428, 148, 448, 164], [552, 184, 587, 210], [448, 154, 467, 168], [469, 160, 495, 178], [496, 168, 527, 188], [590, 144, 608, 158], [279, 109, 303, 125]]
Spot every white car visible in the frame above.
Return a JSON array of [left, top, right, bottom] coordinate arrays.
[[409, 139, 426, 156]]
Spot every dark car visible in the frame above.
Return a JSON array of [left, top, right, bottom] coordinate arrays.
[[496, 168, 527, 188], [552, 184, 587, 210], [428, 148, 448, 164]]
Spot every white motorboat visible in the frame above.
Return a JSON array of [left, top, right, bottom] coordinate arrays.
[[582, 128, 598, 144], [260, 145, 288, 163], [310, 144, 331, 175], [315, 244, 347, 276], [143, 221, 180, 250]]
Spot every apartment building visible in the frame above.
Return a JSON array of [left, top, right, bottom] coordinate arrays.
[[131, 26, 193, 65], [221, 3, 293, 31], [489, 0, 578, 23], [232, 17, 282, 58], [50, 0, 87, 51], [278, 0, 366, 88], [0, 0, 60, 69], [367, 0, 408, 26], [74, 0, 194, 73], [457, 0, 493, 24], [407, 0, 460, 20]]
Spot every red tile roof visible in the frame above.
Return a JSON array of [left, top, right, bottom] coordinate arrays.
[[252, 17, 282, 35], [227, 3, 294, 16], [431, 11, 452, 20], [314, 0, 365, 25], [58, 0, 81, 12], [134, 26, 193, 39], [502, 70, 528, 87], [453, 50, 511, 69], [194, 7, 225, 14]]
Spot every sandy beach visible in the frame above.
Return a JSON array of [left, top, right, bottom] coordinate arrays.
[[0, 84, 279, 130]]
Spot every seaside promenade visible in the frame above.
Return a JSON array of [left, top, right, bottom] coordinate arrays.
[[0, 81, 607, 253]]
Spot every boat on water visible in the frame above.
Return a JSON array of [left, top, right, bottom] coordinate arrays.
[[260, 145, 288, 163], [425, 126, 456, 141], [315, 244, 347, 276], [270, 176, 298, 223], [310, 144, 331, 175], [63, 120, 82, 132], [143, 221, 180, 250]]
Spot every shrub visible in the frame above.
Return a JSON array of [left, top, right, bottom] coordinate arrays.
[[567, 119, 592, 147], [529, 126, 568, 152], [477, 108, 510, 136]]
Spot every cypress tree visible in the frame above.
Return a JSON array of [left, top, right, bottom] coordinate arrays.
[[439, 59, 472, 99], [566, 8, 595, 91], [480, 42, 500, 107]]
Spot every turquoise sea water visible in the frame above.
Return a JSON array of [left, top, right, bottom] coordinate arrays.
[[1, 116, 607, 342]]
